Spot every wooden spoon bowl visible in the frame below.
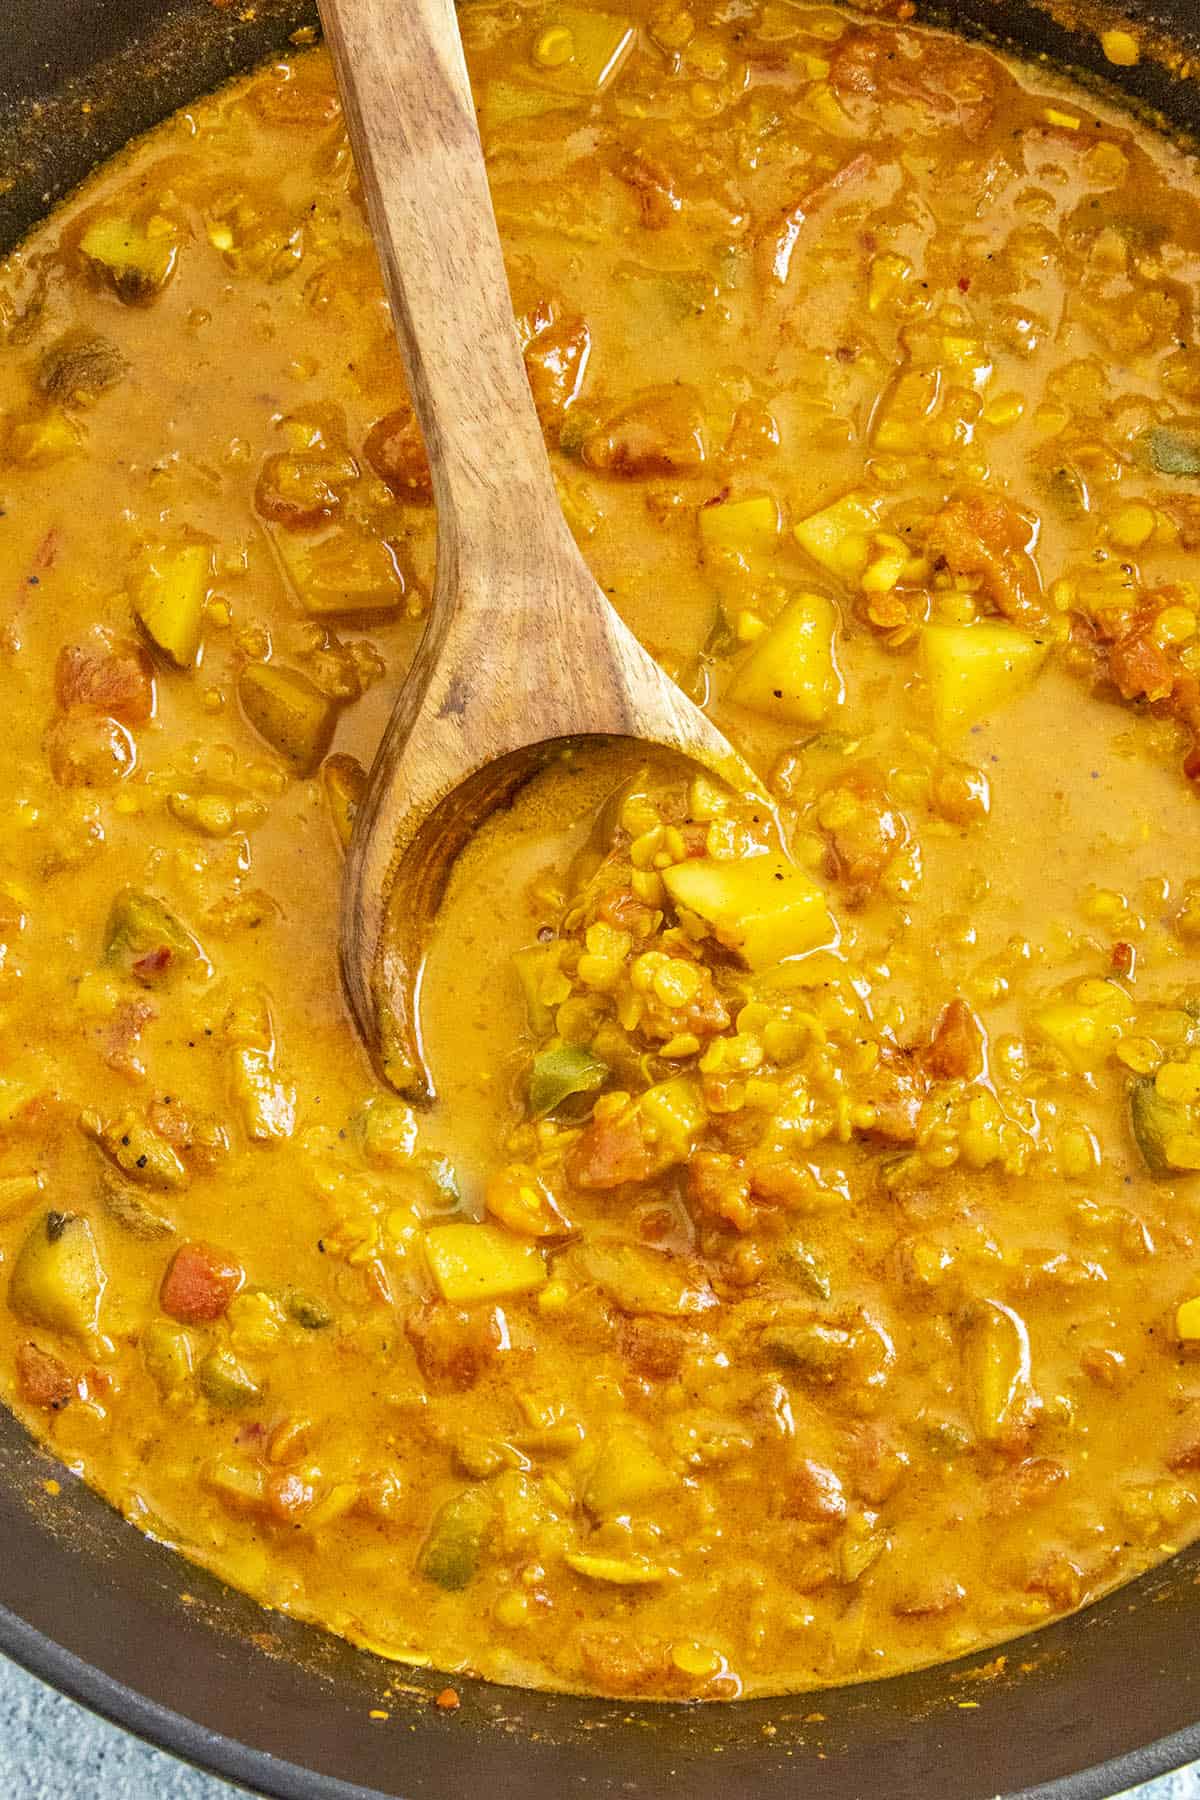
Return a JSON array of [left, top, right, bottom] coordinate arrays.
[[320, 0, 759, 1098]]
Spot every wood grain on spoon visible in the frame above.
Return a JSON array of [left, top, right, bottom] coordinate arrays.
[[318, 0, 761, 1098]]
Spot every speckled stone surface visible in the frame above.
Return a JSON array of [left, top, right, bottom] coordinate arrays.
[[0, 1650, 1197, 1799], [0, 1657, 233, 1798]]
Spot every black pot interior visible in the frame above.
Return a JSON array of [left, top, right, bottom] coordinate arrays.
[[4, 2, 1200, 1796]]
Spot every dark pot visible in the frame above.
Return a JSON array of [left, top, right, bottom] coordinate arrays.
[[2, 2, 1200, 1795]]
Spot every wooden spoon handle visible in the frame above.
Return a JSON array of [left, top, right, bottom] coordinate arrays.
[[318, 0, 554, 558]]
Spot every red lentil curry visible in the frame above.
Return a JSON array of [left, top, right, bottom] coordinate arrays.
[[2, 0, 1200, 1703]]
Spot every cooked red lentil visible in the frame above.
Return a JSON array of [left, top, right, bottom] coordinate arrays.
[[3, 0, 1200, 1701]]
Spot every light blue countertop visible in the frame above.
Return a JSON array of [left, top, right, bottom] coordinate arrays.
[[0, 1651, 1198, 1800]]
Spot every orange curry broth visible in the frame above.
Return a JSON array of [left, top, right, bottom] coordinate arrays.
[[3, 0, 1200, 1699]]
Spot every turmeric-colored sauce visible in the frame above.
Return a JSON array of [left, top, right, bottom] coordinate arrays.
[[3, 0, 1200, 1699]]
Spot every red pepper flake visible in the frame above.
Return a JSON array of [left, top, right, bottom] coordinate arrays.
[[434, 1687, 461, 1712], [1111, 941, 1136, 978], [957, 275, 972, 292], [132, 945, 173, 983]]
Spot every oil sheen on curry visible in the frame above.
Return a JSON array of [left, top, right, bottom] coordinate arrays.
[[2, 0, 1200, 1702]]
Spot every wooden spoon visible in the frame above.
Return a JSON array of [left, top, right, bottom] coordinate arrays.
[[319, 0, 760, 1099]]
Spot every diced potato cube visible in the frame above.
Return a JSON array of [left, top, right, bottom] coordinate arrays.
[[201, 1457, 266, 1511], [919, 621, 1048, 738], [232, 1047, 296, 1143], [81, 1109, 188, 1190], [873, 369, 940, 452], [482, 80, 579, 131], [663, 854, 836, 970], [699, 493, 781, 558], [727, 592, 842, 726], [8, 1211, 106, 1339], [638, 1077, 705, 1160], [3, 408, 84, 469], [424, 1222, 546, 1303], [142, 1320, 194, 1395], [868, 252, 912, 314], [840, 1518, 887, 1583], [0, 1174, 45, 1220], [1032, 1001, 1122, 1073], [485, 1164, 571, 1237], [793, 491, 882, 579], [79, 213, 180, 302], [1156, 1062, 1200, 1104], [225, 988, 296, 1142], [584, 1426, 673, 1514], [238, 663, 338, 774], [861, 539, 907, 594], [273, 526, 406, 618], [1164, 1133, 1200, 1171], [131, 542, 212, 668], [531, 9, 635, 94]]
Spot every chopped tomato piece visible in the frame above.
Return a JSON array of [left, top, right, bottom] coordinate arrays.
[[820, 768, 911, 903], [568, 1106, 659, 1190], [927, 495, 1045, 628], [688, 1151, 753, 1232], [578, 1630, 672, 1696], [55, 641, 155, 724], [893, 1577, 967, 1617], [619, 152, 681, 230], [848, 1425, 910, 1504], [1108, 624, 1176, 703], [828, 28, 995, 138], [16, 1341, 74, 1411], [255, 451, 353, 528], [160, 1241, 244, 1323], [523, 311, 591, 431], [990, 1456, 1069, 1512], [784, 1458, 847, 1524], [619, 1316, 690, 1381], [405, 1300, 508, 1392], [45, 713, 135, 787], [583, 387, 706, 477], [760, 153, 874, 287], [597, 888, 657, 937], [924, 998, 986, 1081], [265, 1470, 317, 1523], [363, 407, 433, 503]]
